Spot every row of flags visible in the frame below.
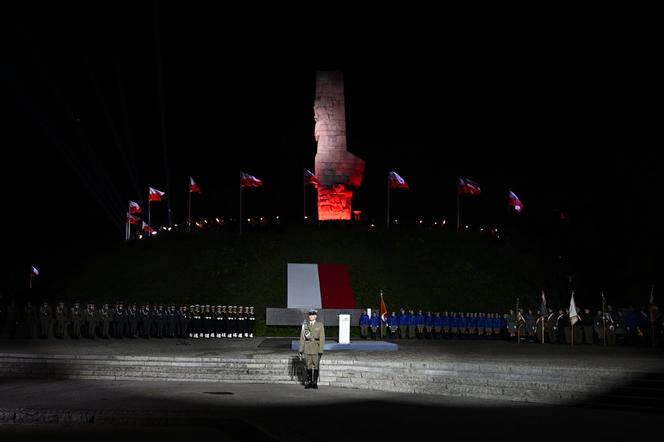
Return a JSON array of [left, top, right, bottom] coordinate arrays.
[[128, 170, 524, 233], [457, 177, 523, 213]]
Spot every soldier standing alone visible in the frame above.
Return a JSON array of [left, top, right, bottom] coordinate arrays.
[[298, 309, 325, 389]]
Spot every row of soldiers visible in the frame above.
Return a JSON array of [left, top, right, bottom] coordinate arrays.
[[360, 309, 509, 339], [359, 306, 660, 345], [0, 301, 255, 340]]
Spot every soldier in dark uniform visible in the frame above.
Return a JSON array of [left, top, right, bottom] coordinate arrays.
[[153, 304, 165, 338], [219, 306, 229, 338], [4, 300, 18, 339], [38, 301, 52, 339], [397, 308, 408, 339], [54, 301, 68, 339], [84, 303, 97, 338], [127, 303, 139, 338], [166, 304, 177, 338], [415, 309, 425, 339], [114, 302, 128, 338], [99, 303, 112, 338], [243, 306, 252, 338], [407, 309, 416, 339], [248, 306, 256, 338], [298, 309, 325, 389], [191, 304, 201, 338], [177, 305, 190, 338], [544, 308, 557, 343], [525, 309, 536, 343], [582, 308, 594, 344], [23, 301, 38, 339], [236, 305, 246, 339], [69, 302, 82, 338], [226, 306, 236, 338], [140, 303, 152, 338]]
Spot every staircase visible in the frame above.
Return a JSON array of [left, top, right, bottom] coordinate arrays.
[[0, 352, 644, 405]]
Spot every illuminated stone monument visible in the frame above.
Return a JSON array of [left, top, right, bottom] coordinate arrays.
[[314, 71, 365, 221]]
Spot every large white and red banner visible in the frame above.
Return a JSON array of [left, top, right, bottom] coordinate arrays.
[[287, 263, 356, 309]]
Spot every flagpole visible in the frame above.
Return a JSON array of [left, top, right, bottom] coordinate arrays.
[[188, 181, 192, 233], [456, 181, 460, 233], [602, 291, 606, 347], [239, 170, 243, 236], [516, 297, 520, 344], [303, 172, 307, 222], [651, 284, 655, 348], [29, 271, 32, 289], [126, 211, 130, 241], [148, 198, 151, 234], [386, 173, 391, 229]]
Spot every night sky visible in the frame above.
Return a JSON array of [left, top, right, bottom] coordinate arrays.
[[2, 3, 659, 299]]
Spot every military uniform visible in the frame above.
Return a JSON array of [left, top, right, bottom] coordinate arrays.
[[369, 312, 380, 339], [23, 302, 38, 338], [166, 305, 177, 338], [84, 304, 98, 338], [54, 302, 68, 338], [127, 304, 139, 338], [247, 306, 255, 338], [39, 301, 52, 338], [236, 306, 246, 338], [140, 304, 152, 338], [397, 309, 408, 339], [298, 309, 325, 389], [177, 305, 190, 338], [69, 303, 83, 338], [388, 312, 399, 338], [99, 304, 112, 338]]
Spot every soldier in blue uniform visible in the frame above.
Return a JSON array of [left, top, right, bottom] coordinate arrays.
[[525, 309, 537, 343], [441, 312, 450, 338], [140, 303, 152, 338], [424, 311, 433, 339], [369, 310, 380, 339], [433, 312, 442, 339], [397, 308, 408, 339], [359, 309, 370, 339], [414, 310, 425, 339], [387, 311, 399, 338], [177, 304, 190, 338], [166, 304, 177, 338], [407, 309, 416, 339]]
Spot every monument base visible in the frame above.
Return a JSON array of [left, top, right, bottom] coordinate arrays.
[[291, 340, 398, 351]]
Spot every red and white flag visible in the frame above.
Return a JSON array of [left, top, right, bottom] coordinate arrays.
[[30, 265, 39, 277], [128, 213, 141, 225], [148, 187, 165, 202], [142, 221, 155, 234], [458, 177, 481, 196], [240, 171, 263, 188], [508, 190, 524, 212], [304, 168, 320, 186], [190, 177, 200, 193], [380, 291, 388, 322], [128, 200, 142, 214], [388, 171, 409, 189], [287, 264, 356, 309]]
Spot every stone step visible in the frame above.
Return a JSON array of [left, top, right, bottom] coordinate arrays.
[[0, 353, 647, 404]]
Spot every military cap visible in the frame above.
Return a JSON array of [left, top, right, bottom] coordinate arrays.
[[308, 309, 318, 315]]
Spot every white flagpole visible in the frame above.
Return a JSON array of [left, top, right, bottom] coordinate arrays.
[[148, 196, 151, 233], [456, 179, 460, 233], [303, 171, 307, 222], [239, 170, 243, 236], [29, 269, 32, 289], [386, 173, 391, 229], [188, 181, 192, 233]]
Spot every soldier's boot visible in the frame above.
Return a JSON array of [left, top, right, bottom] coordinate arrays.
[[312, 369, 319, 389], [304, 369, 312, 389]]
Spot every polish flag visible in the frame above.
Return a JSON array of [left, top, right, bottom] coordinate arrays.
[[287, 263, 356, 309], [190, 177, 200, 193], [458, 177, 481, 196], [142, 221, 155, 234], [30, 265, 39, 277], [379, 291, 388, 322], [304, 168, 320, 186], [388, 171, 409, 189], [240, 171, 263, 187], [128, 200, 142, 214], [508, 190, 524, 212], [128, 213, 141, 225], [149, 187, 165, 202]]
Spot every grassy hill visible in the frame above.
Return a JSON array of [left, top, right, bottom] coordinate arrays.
[[49, 224, 568, 335]]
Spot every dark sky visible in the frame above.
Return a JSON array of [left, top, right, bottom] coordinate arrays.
[[1, 3, 659, 297]]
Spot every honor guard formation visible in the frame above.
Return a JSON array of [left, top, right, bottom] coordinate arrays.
[[0, 301, 255, 340], [358, 304, 662, 346]]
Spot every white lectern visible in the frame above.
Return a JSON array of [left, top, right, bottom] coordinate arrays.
[[338, 314, 350, 344]]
